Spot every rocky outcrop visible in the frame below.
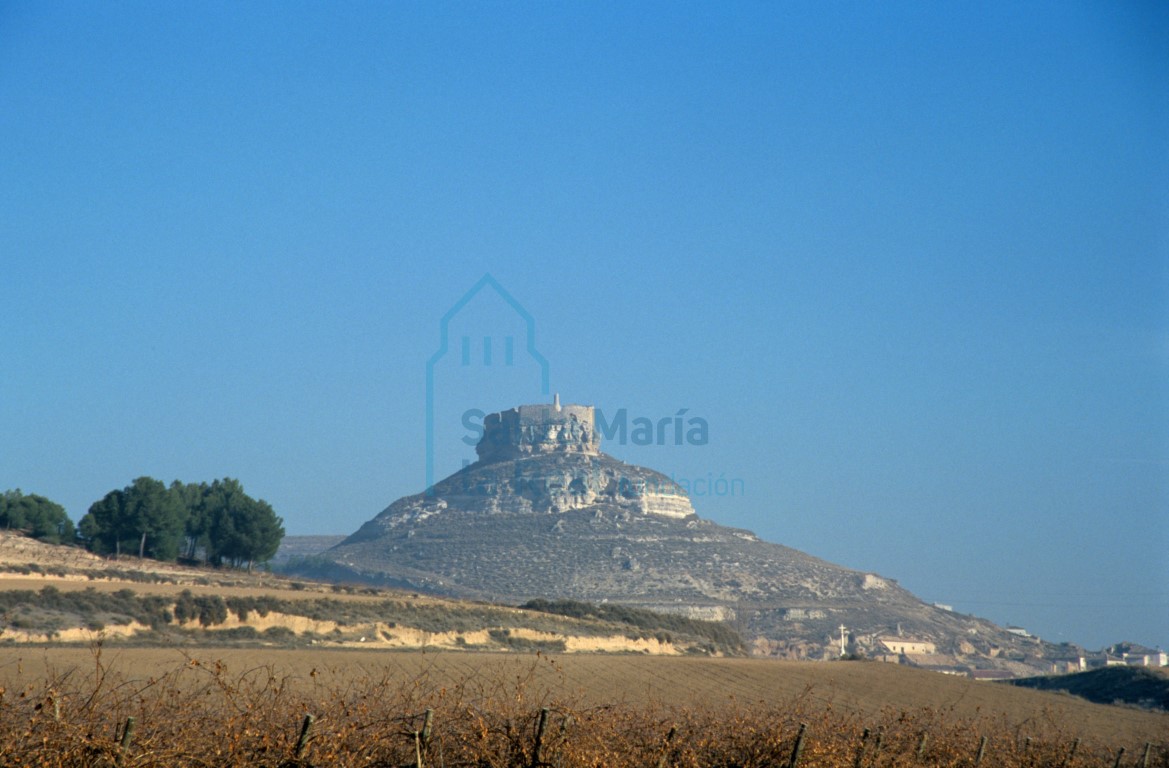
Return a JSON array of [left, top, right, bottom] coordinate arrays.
[[317, 400, 1061, 670], [371, 399, 695, 524], [345, 451, 696, 547]]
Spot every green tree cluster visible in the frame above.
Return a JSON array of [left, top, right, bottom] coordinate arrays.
[[78, 477, 284, 570], [0, 490, 75, 544], [179, 478, 285, 569], [79, 477, 185, 560]]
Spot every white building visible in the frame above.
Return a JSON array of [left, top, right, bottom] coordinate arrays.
[[1123, 651, 1168, 667], [879, 638, 936, 655]]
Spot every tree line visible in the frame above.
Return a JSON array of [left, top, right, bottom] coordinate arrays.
[[0, 490, 75, 544], [1, 477, 284, 570]]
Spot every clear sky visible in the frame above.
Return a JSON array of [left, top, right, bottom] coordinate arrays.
[[2, 2, 1166, 651]]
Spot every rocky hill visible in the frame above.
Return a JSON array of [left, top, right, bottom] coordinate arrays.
[[268, 534, 345, 566], [301, 400, 1065, 672]]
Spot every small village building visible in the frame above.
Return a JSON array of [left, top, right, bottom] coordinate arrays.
[[1123, 650, 1168, 667], [1048, 657, 1087, 674], [879, 638, 936, 655]]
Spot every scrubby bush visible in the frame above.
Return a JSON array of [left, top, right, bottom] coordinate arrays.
[[0, 586, 174, 633], [263, 626, 296, 641], [172, 590, 228, 627]]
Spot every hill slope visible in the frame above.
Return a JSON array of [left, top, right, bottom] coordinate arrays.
[[300, 402, 1060, 671], [1007, 667, 1169, 711], [0, 531, 741, 655]]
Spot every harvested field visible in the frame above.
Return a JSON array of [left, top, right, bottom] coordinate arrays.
[[0, 533, 1164, 764], [0, 647, 1165, 766]]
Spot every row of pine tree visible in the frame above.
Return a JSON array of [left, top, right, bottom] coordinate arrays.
[[1, 477, 284, 570]]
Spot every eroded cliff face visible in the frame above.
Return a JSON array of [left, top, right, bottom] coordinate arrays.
[[347, 451, 696, 545], [343, 402, 695, 545]]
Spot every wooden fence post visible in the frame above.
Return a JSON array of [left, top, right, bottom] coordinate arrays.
[[788, 723, 807, 768], [916, 732, 929, 761], [119, 717, 136, 750], [656, 725, 677, 768], [421, 708, 434, 746], [1140, 743, 1151, 768], [294, 714, 315, 760], [1113, 747, 1126, 768], [530, 707, 549, 768], [413, 708, 435, 768], [974, 736, 988, 766], [116, 716, 135, 767], [852, 727, 870, 768]]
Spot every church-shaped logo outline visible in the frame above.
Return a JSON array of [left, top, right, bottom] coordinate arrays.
[[425, 273, 550, 491]]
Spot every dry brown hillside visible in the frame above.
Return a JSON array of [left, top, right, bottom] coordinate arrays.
[[1, 533, 1166, 764], [0, 532, 740, 655]]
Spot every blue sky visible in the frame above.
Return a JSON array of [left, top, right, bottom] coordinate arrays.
[[2, 2, 1166, 650]]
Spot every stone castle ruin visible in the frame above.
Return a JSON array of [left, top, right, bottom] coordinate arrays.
[[477, 394, 600, 463], [339, 396, 697, 541], [459, 395, 695, 519]]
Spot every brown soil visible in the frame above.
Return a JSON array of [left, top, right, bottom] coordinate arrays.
[[2, 530, 1165, 751], [1, 647, 1165, 747]]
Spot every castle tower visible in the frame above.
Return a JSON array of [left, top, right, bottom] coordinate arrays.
[[476, 399, 599, 463]]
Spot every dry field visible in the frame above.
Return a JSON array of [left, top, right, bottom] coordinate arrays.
[[0, 646, 1165, 767], [1, 534, 1165, 765]]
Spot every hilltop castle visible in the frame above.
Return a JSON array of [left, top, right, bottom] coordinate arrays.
[[477, 394, 601, 463]]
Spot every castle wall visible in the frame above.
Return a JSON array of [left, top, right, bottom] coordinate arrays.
[[516, 403, 595, 429], [477, 402, 600, 462]]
